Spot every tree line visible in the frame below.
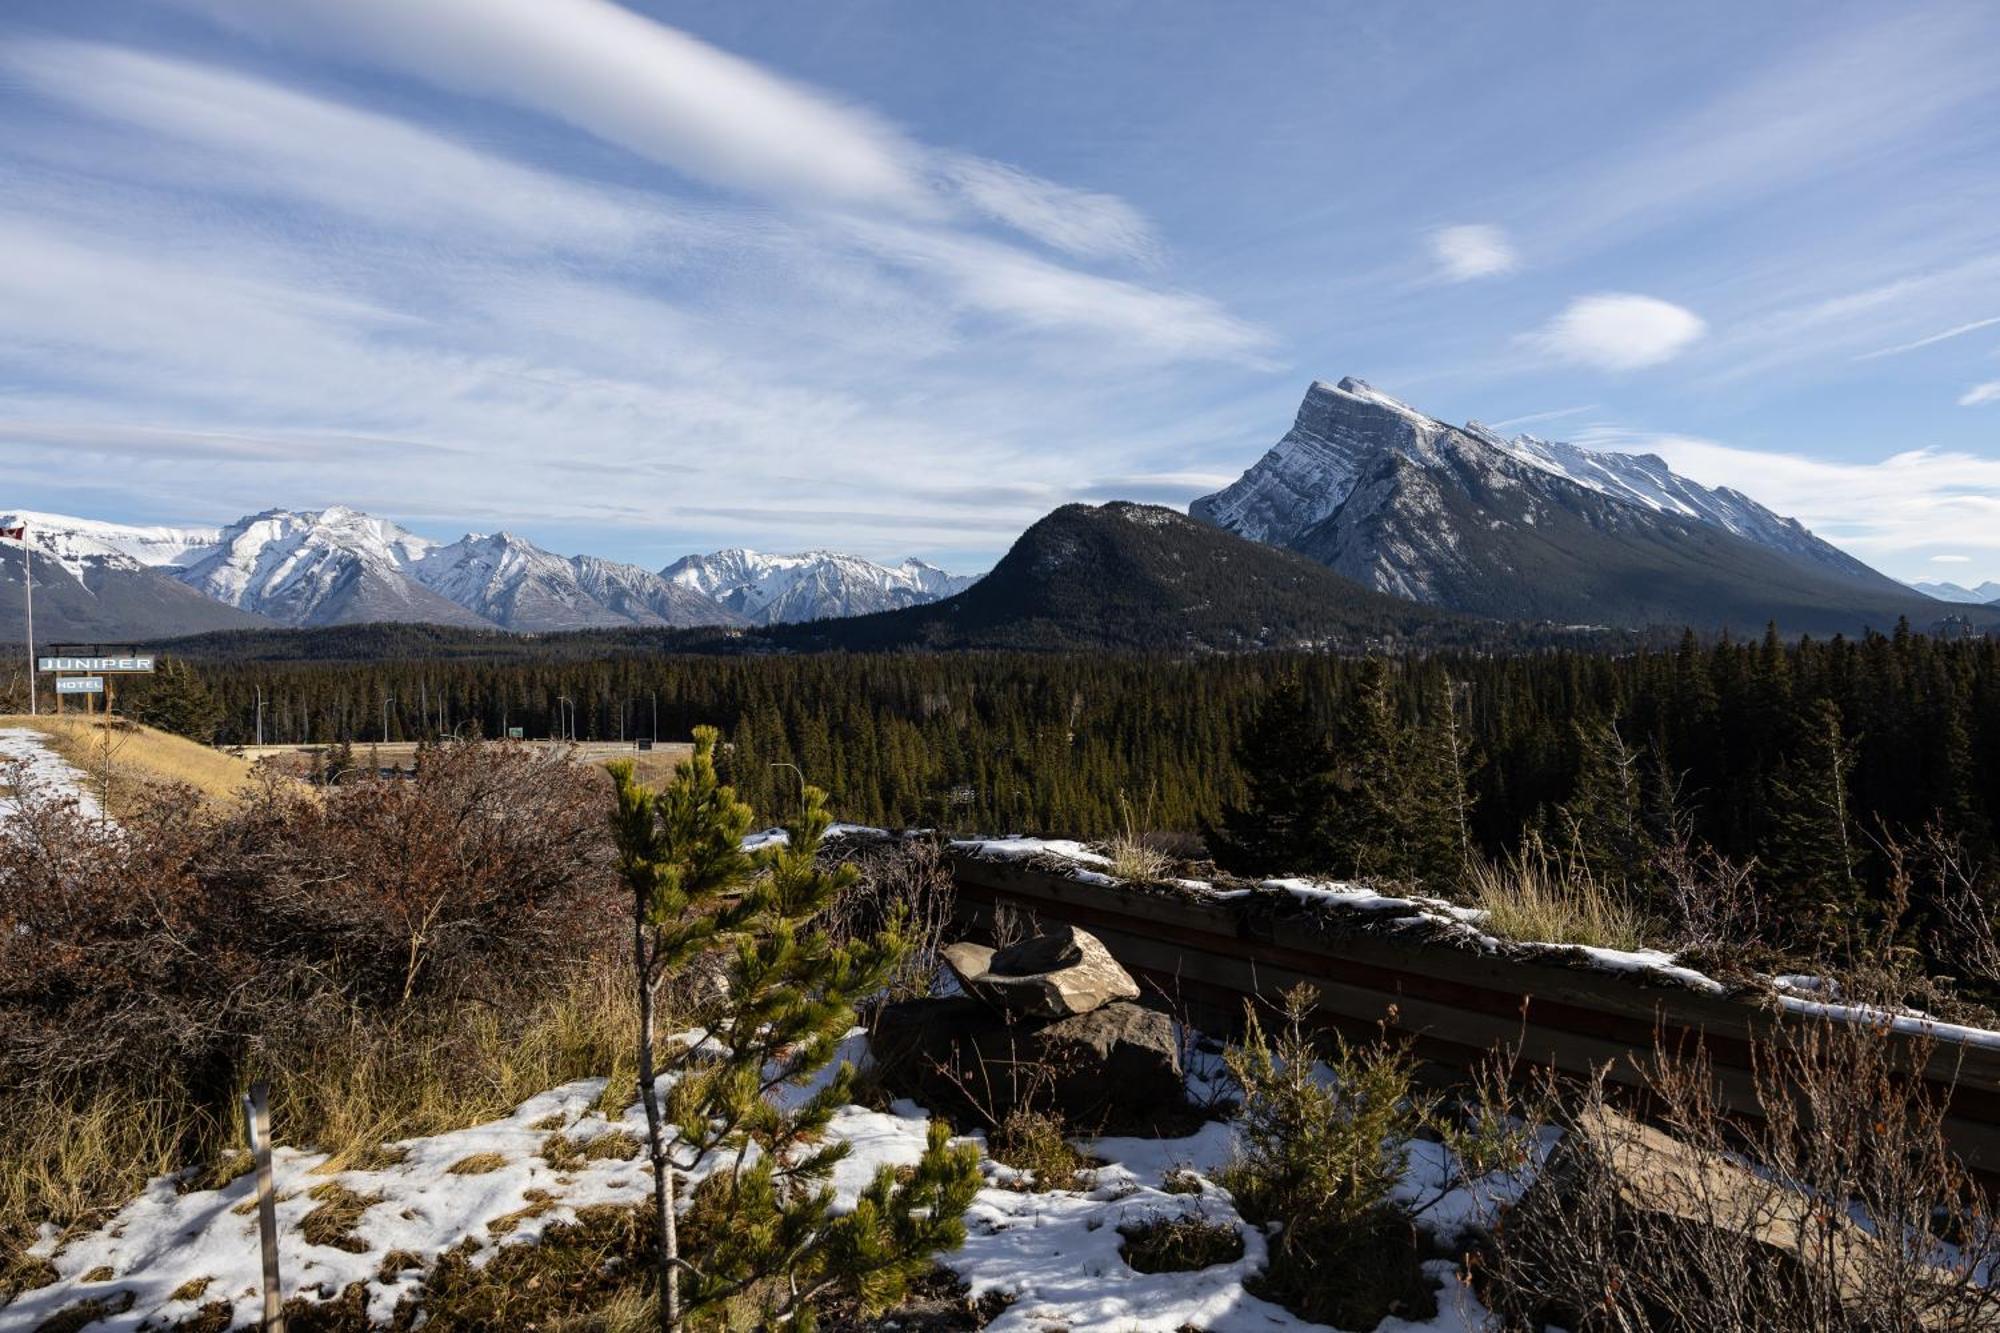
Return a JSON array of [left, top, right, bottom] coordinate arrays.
[[149, 622, 1993, 866]]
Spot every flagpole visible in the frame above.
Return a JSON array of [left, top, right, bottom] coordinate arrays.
[[23, 529, 34, 716]]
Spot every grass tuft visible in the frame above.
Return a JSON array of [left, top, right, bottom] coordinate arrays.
[[301, 1182, 383, 1252], [446, 1152, 510, 1177], [1467, 845, 1652, 951], [1118, 1212, 1244, 1273], [988, 1107, 1091, 1193]]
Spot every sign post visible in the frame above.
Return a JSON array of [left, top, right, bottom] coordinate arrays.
[[243, 1080, 287, 1333], [38, 649, 155, 718]]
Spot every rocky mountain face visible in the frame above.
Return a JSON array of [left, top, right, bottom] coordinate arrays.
[[2, 507, 970, 640], [1193, 380, 1984, 635], [662, 548, 977, 624], [769, 501, 1461, 652]]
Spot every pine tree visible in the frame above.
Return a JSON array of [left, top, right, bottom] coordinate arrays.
[[1203, 673, 1343, 875], [608, 730, 978, 1330]]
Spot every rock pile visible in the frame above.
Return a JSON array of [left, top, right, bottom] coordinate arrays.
[[874, 924, 1190, 1134]]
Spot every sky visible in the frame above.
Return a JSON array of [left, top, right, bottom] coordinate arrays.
[[3, 1, 2000, 584]]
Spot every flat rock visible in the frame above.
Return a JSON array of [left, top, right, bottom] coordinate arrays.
[[942, 924, 1140, 1019]]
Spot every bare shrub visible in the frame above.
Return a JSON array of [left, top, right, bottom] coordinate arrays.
[[0, 742, 627, 1272], [822, 836, 957, 1002], [1480, 1017, 2000, 1331]]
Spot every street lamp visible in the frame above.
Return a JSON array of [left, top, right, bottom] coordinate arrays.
[[770, 761, 806, 819], [254, 684, 265, 748], [382, 695, 395, 745], [557, 695, 574, 742]]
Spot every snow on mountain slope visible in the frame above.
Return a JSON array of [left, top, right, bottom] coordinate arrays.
[[662, 548, 976, 624], [0, 509, 221, 582], [1194, 378, 1891, 587], [170, 507, 490, 629], [1911, 580, 2000, 604], [413, 533, 740, 630]]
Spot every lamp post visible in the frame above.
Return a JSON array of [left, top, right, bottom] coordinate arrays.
[[254, 684, 265, 748], [651, 691, 658, 744], [382, 695, 395, 745], [557, 695, 574, 742]]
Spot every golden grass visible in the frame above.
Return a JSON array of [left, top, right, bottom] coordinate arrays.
[[0, 714, 259, 817], [2, 964, 638, 1277], [1468, 848, 1653, 952]]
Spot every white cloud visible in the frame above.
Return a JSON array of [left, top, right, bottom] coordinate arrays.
[[1429, 224, 1517, 281], [1960, 381, 2000, 407], [1530, 294, 1706, 370], [166, 0, 1165, 266], [1574, 429, 2000, 571], [1932, 554, 1973, 563]]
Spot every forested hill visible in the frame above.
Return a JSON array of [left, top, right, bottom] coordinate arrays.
[[762, 501, 1470, 652]]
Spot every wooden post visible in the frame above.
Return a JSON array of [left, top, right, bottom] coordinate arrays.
[[243, 1080, 287, 1333]]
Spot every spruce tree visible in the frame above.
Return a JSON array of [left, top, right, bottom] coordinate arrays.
[[1329, 658, 1408, 878], [1765, 698, 1863, 945], [1553, 719, 1653, 890], [609, 730, 979, 1330], [129, 659, 223, 742], [1203, 673, 1342, 875], [1403, 676, 1478, 890]]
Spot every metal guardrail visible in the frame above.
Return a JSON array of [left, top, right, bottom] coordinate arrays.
[[947, 851, 2000, 1178]]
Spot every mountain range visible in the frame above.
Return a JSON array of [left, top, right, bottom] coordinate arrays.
[[1909, 580, 2000, 605], [0, 507, 975, 642], [1191, 378, 1986, 636], [6, 377, 1994, 651]]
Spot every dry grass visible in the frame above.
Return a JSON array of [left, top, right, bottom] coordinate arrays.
[[2, 964, 636, 1277], [1468, 846, 1653, 952], [259, 966, 637, 1166], [0, 714, 259, 816], [1105, 835, 1173, 883]]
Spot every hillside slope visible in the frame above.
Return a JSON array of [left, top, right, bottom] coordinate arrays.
[[767, 501, 1465, 651]]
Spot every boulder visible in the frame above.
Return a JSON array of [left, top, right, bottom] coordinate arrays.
[[871, 995, 1189, 1135], [942, 924, 1141, 1019]]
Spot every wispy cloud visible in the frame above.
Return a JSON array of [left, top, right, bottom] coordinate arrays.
[[1428, 225, 1518, 281], [1960, 381, 2000, 407], [1856, 315, 2000, 360], [1528, 294, 1706, 371], [1572, 427, 2000, 570], [1932, 554, 1972, 564]]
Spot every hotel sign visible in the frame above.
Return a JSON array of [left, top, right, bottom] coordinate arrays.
[[39, 655, 156, 673], [55, 677, 105, 695]]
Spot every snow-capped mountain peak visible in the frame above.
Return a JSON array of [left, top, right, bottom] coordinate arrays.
[[1196, 379, 1883, 585], [662, 548, 977, 624]]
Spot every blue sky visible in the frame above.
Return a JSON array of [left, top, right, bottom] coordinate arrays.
[[3, 0, 2000, 582]]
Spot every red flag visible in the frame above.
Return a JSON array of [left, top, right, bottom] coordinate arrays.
[[0, 525, 24, 541]]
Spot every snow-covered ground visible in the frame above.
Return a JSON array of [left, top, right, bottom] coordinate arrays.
[[0, 726, 102, 821], [8, 1031, 1506, 1332]]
